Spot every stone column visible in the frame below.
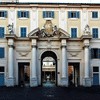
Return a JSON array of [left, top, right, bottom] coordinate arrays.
[[61, 39, 68, 87], [30, 39, 38, 87], [83, 39, 91, 87], [7, 39, 14, 86], [84, 46, 89, 78], [62, 46, 67, 78]]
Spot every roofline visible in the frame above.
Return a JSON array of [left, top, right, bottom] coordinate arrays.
[[0, 2, 100, 8], [0, 2, 100, 5]]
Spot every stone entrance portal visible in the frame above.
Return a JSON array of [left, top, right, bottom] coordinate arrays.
[[28, 23, 69, 87]]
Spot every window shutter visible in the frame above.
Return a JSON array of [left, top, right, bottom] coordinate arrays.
[[0, 48, 4, 58], [68, 11, 71, 18], [92, 12, 94, 18], [75, 28, 77, 37], [95, 12, 97, 18], [21, 28, 26, 37], [26, 11, 29, 18], [2, 28, 4, 38], [71, 28, 77, 38], [96, 29, 98, 38], [43, 11, 45, 18], [23, 28, 26, 37], [1, 48, 4, 58], [4, 11, 7, 18], [0, 27, 4, 38], [77, 11, 80, 18], [18, 11, 20, 18], [52, 11, 54, 18]]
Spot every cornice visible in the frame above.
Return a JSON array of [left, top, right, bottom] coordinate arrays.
[[0, 3, 100, 8]]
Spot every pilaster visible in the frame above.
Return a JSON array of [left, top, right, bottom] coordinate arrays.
[[30, 8, 38, 31], [59, 9, 67, 31]]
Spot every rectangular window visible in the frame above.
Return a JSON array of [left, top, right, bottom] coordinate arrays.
[[18, 11, 29, 18], [92, 28, 98, 38], [20, 27, 27, 37], [92, 11, 98, 18], [68, 11, 80, 18], [43, 11, 54, 18], [0, 48, 4, 58], [0, 11, 7, 18], [0, 27, 4, 38], [71, 28, 77, 38], [91, 48, 100, 59], [93, 67, 99, 72], [0, 67, 4, 72]]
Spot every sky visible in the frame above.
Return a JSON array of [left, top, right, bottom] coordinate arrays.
[[19, 0, 100, 3]]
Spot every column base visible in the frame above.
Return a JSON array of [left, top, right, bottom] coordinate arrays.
[[30, 78, 38, 87], [60, 77, 68, 87], [7, 77, 14, 87], [83, 78, 92, 87]]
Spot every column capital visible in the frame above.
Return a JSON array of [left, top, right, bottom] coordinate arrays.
[[31, 39, 37, 46], [83, 39, 90, 48], [61, 39, 67, 47], [7, 38, 15, 47]]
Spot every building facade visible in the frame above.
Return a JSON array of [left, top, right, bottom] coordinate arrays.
[[0, 2, 100, 87]]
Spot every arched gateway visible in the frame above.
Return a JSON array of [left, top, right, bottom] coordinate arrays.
[[28, 20, 70, 87], [41, 51, 57, 86]]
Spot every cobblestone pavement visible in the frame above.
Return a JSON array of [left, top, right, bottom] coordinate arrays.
[[0, 86, 100, 100]]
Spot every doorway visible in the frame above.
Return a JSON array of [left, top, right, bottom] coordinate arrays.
[[18, 62, 30, 87], [93, 66, 99, 85], [68, 63, 80, 87], [41, 51, 57, 87]]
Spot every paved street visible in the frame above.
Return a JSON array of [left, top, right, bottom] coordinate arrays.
[[0, 86, 100, 100]]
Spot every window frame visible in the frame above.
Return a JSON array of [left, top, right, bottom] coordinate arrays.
[[92, 28, 98, 38], [43, 11, 54, 19], [19, 26, 28, 37], [92, 11, 98, 19], [70, 28, 78, 38], [0, 27, 5, 38], [17, 11, 29, 18], [68, 11, 80, 19], [93, 67, 99, 73], [91, 48, 100, 59], [0, 67, 4, 73], [0, 11, 7, 18], [0, 47, 5, 58]]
